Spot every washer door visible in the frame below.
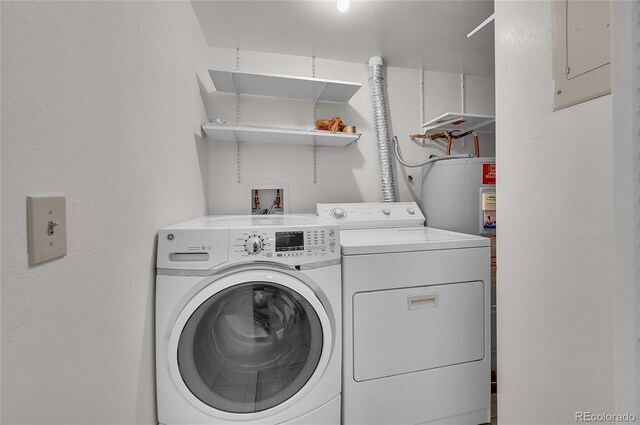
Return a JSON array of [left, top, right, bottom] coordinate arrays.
[[169, 269, 331, 417]]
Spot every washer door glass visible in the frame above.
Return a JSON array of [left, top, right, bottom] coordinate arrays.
[[177, 282, 323, 413]]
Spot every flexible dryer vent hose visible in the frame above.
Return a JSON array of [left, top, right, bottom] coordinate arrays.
[[368, 56, 397, 202]]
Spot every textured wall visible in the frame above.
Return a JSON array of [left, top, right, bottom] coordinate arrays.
[[495, 1, 615, 423], [611, 0, 640, 414], [204, 48, 496, 214], [1, 2, 210, 423], [1, 2, 497, 424]]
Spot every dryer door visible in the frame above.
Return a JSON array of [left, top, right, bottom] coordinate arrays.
[[169, 269, 331, 416]]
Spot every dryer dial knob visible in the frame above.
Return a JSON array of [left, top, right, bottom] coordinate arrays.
[[382, 208, 391, 216], [330, 207, 346, 220], [245, 237, 263, 255], [407, 208, 415, 215]]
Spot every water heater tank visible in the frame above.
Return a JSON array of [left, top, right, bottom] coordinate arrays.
[[421, 157, 496, 236]]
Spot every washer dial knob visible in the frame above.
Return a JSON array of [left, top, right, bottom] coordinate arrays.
[[330, 207, 346, 220], [407, 207, 415, 215], [382, 208, 391, 216], [245, 237, 263, 255]]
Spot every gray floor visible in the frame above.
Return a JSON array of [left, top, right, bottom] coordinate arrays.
[[491, 393, 497, 425]]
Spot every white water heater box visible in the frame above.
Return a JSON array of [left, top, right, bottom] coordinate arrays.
[[421, 157, 496, 236]]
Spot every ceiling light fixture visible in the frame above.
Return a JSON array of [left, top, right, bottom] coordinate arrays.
[[337, 0, 350, 13]]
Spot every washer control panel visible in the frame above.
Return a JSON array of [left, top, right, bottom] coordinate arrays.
[[316, 202, 425, 229], [231, 226, 339, 262], [157, 218, 340, 270]]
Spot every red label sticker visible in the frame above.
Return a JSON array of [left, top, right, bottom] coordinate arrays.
[[483, 163, 496, 185]]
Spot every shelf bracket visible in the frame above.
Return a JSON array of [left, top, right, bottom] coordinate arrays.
[[236, 48, 241, 183], [467, 13, 495, 38], [460, 74, 466, 147], [475, 118, 495, 131], [313, 144, 317, 184], [312, 56, 318, 184], [236, 141, 241, 184], [314, 81, 329, 103]]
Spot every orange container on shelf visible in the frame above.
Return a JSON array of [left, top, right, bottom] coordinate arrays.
[[316, 116, 346, 132]]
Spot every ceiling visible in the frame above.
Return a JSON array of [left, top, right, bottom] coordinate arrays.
[[191, 0, 495, 77]]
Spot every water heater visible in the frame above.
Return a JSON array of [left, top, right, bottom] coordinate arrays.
[[421, 156, 497, 376], [421, 157, 496, 236]]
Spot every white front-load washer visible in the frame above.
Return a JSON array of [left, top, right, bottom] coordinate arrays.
[[155, 215, 341, 425], [317, 202, 491, 425]]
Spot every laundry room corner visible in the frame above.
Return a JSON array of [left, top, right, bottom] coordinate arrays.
[[202, 48, 495, 214], [1, 2, 212, 424], [3, 1, 634, 424]]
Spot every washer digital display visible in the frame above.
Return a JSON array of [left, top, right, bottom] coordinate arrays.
[[275, 231, 304, 252]]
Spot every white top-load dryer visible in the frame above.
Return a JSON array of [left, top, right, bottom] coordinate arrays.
[[156, 215, 341, 425], [316, 202, 490, 425]]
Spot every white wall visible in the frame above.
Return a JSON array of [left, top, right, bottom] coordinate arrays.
[[0, 2, 496, 423], [1, 2, 210, 424], [495, 1, 615, 423], [204, 48, 495, 214], [611, 0, 640, 415]]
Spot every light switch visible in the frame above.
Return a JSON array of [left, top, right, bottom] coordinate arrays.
[[27, 196, 67, 266]]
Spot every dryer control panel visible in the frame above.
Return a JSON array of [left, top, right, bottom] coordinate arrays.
[[317, 202, 425, 229]]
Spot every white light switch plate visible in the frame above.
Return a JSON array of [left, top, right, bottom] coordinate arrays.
[[27, 196, 67, 266]]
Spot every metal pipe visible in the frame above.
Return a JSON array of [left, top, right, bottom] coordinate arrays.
[[451, 130, 480, 157], [392, 136, 472, 168]]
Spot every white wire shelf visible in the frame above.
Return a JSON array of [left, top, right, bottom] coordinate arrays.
[[202, 123, 360, 147], [422, 112, 495, 133], [208, 68, 362, 103]]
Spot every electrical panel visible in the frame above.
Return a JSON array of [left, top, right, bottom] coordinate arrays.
[[553, 0, 611, 110]]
